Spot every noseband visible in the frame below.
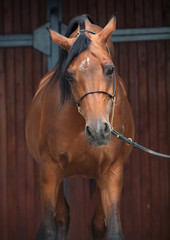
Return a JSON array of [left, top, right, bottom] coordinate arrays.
[[70, 71, 116, 129], [70, 69, 116, 108]]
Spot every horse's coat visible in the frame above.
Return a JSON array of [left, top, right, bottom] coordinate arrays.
[[26, 14, 134, 240]]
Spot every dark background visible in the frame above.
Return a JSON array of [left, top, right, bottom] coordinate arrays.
[[0, 0, 169, 239]]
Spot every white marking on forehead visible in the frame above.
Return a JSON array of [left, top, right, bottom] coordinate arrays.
[[78, 57, 90, 71]]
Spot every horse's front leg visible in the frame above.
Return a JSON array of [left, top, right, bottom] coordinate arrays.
[[97, 160, 125, 240], [36, 159, 62, 240]]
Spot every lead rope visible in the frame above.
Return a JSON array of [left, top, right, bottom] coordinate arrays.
[[111, 129, 170, 158], [109, 92, 170, 159]]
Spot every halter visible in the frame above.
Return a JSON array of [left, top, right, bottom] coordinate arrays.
[[69, 69, 116, 130], [69, 29, 116, 129]]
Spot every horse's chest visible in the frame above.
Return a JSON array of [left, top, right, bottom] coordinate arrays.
[[46, 129, 118, 178], [57, 142, 115, 178]]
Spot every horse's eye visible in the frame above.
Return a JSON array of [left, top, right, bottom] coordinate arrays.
[[65, 73, 74, 83], [105, 66, 114, 76]]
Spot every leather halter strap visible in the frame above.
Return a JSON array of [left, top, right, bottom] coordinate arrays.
[[77, 91, 113, 106]]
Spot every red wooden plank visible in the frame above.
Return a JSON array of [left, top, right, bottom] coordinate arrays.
[[78, 0, 87, 16], [3, 1, 18, 239], [96, 0, 106, 26], [21, 0, 31, 33], [144, 2, 161, 239], [68, 0, 78, 20], [39, 0, 47, 27], [154, 0, 163, 27], [147, 41, 161, 240], [0, 49, 7, 240], [62, 0, 69, 24], [66, 177, 94, 240], [87, 0, 97, 23], [165, 40, 170, 240], [134, 0, 152, 238], [124, 0, 135, 28], [166, 41, 170, 154], [116, 3, 133, 238], [3, 0, 13, 34], [67, 178, 84, 240], [128, 42, 142, 240], [0, 0, 4, 33], [134, 0, 144, 28], [119, 43, 133, 240], [6, 48, 18, 240], [13, 0, 21, 34], [115, 0, 125, 29], [15, 47, 27, 240], [105, 0, 116, 23], [156, 41, 169, 240], [138, 40, 152, 240], [144, 0, 153, 27], [30, 0, 39, 31], [154, 1, 169, 238]]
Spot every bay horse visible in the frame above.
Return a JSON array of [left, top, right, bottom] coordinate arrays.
[[26, 14, 134, 240]]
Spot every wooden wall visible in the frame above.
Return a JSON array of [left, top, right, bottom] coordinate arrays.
[[0, 0, 47, 239], [0, 0, 169, 240]]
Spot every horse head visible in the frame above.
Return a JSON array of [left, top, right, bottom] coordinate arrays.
[[49, 16, 116, 147]]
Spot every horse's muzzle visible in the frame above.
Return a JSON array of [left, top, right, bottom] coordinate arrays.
[[85, 119, 111, 147]]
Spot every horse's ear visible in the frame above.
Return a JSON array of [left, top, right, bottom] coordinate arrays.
[[49, 29, 74, 51], [98, 16, 116, 43]]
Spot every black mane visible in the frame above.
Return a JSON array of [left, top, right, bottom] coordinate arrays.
[[51, 14, 95, 105]]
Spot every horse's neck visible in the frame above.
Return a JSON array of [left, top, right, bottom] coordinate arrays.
[[34, 68, 56, 99]]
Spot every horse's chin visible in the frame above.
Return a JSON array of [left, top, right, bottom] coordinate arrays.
[[87, 136, 111, 147]]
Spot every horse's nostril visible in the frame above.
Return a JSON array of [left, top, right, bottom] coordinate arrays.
[[86, 126, 92, 137], [104, 122, 110, 134]]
